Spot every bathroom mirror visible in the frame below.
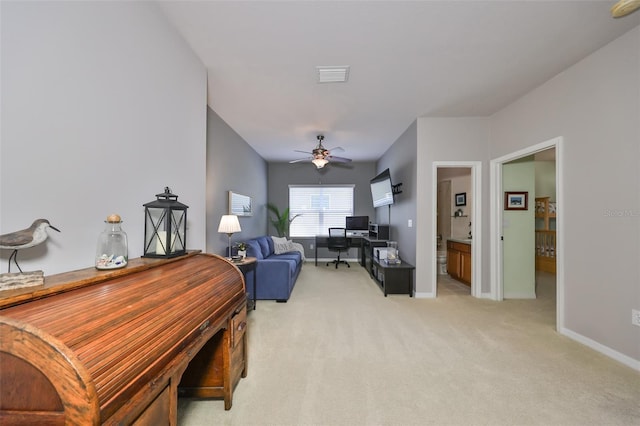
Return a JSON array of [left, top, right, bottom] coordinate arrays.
[[229, 191, 252, 216]]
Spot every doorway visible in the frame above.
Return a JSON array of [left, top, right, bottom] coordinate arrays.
[[490, 137, 563, 330], [432, 162, 482, 298]]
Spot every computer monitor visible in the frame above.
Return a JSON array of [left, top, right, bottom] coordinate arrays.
[[345, 215, 369, 231]]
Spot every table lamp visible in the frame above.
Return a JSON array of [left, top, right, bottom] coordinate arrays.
[[218, 215, 241, 259]]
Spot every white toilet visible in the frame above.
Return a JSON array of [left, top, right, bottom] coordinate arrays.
[[437, 251, 448, 275]]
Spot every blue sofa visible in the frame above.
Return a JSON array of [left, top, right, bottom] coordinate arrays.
[[244, 236, 303, 302]]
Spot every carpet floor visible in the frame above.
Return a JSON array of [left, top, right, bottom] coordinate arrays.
[[178, 262, 640, 426]]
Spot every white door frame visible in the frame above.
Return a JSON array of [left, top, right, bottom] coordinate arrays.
[[489, 136, 564, 330], [432, 161, 482, 298]]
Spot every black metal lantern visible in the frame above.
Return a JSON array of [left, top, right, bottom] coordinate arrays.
[[143, 187, 188, 258]]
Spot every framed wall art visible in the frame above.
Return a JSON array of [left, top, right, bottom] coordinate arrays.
[[504, 191, 528, 211], [229, 191, 253, 216]]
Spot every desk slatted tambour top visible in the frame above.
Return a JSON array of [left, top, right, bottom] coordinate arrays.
[[0, 251, 248, 425]]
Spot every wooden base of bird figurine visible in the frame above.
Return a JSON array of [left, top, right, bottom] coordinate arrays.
[[0, 271, 44, 291]]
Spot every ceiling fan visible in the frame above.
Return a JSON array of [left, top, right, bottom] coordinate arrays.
[[289, 135, 353, 169], [611, 0, 640, 17]]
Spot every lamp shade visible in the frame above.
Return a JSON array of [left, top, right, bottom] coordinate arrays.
[[218, 215, 241, 234]]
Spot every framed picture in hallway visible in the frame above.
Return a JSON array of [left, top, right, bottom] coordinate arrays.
[[455, 192, 466, 206], [504, 191, 528, 210]]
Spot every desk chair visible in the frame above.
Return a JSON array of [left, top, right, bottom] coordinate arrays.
[[326, 227, 350, 268]]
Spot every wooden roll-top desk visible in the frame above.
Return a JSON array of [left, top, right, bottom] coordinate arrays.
[[0, 252, 248, 425]]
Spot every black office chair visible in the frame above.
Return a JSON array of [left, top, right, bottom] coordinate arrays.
[[326, 227, 350, 269]]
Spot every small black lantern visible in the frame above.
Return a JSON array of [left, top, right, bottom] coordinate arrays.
[[143, 187, 188, 258]]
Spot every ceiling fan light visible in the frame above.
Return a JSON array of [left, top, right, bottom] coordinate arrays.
[[312, 158, 328, 168]]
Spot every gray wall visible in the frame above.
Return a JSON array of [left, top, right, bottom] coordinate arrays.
[[206, 108, 268, 256], [416, 118, 492, 296], [268, 161, 377, 259], [490, 26, 640, 364], [376, 121, 418, 267]]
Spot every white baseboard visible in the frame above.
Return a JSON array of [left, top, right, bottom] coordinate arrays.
[[415, 292, 435, 298], [560, 327, 640, 371], [503, 291, 537, 299]]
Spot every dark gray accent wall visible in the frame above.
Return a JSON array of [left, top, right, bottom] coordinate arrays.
[[206, 108, 268, 255], [268, 161, 378, 259], [376, 121, 417, 267]]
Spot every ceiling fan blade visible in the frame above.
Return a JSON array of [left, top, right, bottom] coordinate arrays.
[[326, 146, 344, 153], [294, 150, 311, 154], [289, 157, 312, 164], [327, 155, 352, 163]]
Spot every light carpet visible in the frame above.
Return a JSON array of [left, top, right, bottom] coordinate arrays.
[[178, 262, 640, 426]]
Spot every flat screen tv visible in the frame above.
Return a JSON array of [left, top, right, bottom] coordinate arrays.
[[370, 168, 394, 208], [345, 215, 369, 231]]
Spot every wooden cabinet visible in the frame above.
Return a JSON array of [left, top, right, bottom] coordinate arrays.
[[0, 252, 248, 425], [447, 240, 471, 286]]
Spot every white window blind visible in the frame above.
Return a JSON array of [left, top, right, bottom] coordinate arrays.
[[289, 185, 354, 237]]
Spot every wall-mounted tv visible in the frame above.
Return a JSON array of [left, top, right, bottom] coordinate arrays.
[[370, 168, 394, 208]]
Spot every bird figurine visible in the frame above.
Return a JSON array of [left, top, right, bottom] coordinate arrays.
[[0, 219, 60, 273]]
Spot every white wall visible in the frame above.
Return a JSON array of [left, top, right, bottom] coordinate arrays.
[[490, 26, 640, 363], [0, 1, 207, 275]]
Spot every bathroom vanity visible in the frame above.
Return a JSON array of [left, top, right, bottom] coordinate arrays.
[[447, 239, 471, 285]]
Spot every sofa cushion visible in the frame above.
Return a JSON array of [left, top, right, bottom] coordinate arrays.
[[266, 236, 275, 254], [268, 254, 299, 275], [257, 236, 271, 258], [246, 239, 263, 260]]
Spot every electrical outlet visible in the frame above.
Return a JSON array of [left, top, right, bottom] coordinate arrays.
[[632, 309, 640, 327], [408, 219, 413, 228], [309, 243, 314, 250]]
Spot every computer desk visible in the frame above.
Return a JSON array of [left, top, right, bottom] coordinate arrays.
[[314, 234, 365, 266], [314, 233, 389, 267], [315, 234, 414, 297]]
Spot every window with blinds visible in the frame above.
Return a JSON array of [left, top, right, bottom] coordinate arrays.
[[289, 185, 354, 237]]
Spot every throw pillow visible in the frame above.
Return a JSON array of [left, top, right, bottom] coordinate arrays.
[[271, 236, 293, 255]]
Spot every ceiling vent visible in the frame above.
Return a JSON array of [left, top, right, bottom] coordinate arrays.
[[316, 66, 350, 83]]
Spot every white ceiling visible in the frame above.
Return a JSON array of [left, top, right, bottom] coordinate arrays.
[[158, 1, 639, 163]]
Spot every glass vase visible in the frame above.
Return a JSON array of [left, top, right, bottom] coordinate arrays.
[[96, 214, 128, 270]]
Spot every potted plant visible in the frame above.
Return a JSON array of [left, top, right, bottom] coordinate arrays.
[[267, 203, 300, 238], [235, 242, 247, 259]]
